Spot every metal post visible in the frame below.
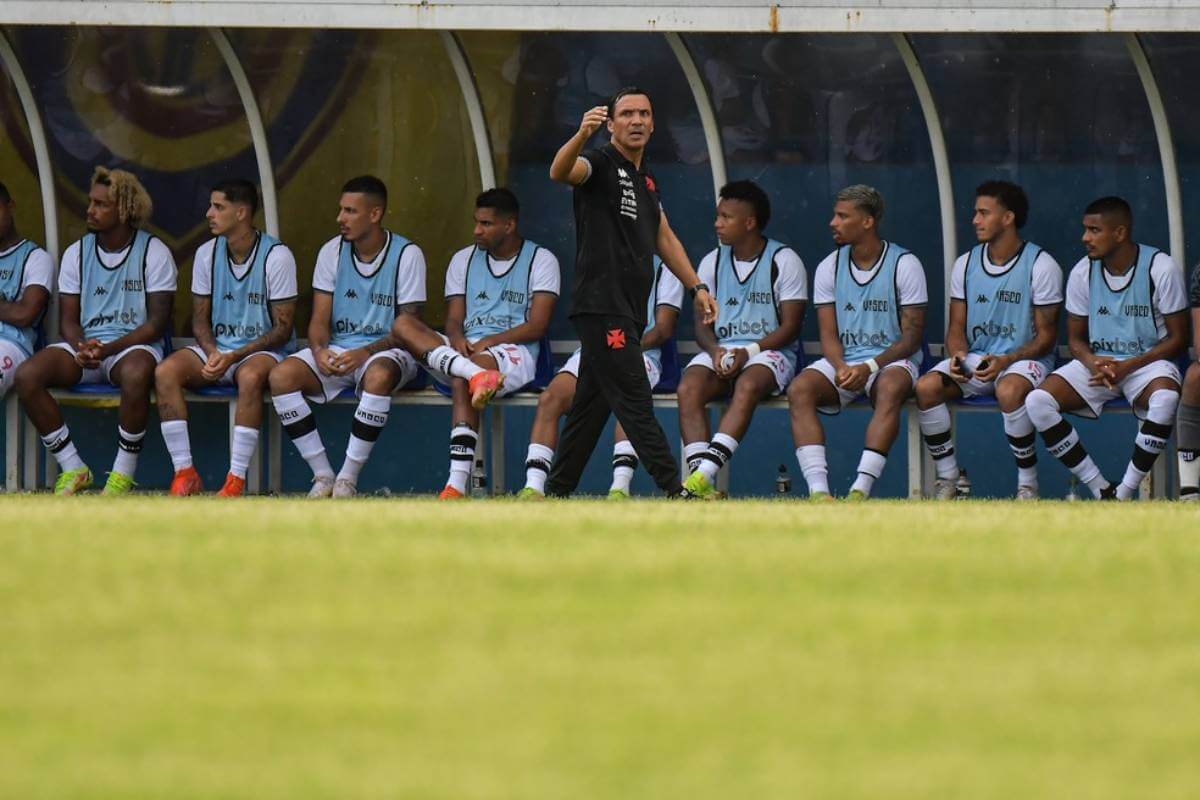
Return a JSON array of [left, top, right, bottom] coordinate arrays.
[[439, 31, 497, 190]]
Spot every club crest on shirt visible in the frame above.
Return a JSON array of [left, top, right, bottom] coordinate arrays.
[[606, 328, 626, 349]]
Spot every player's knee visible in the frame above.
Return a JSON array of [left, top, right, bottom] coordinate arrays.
[[731, 374, 766, 406], [236, 365, 268, 397], [1183, 363, 1200, 402], [676, 375, 705, 412], [154, 358, 180, 392], [1147, 386, 1180, 420], [120, 363, 154, 396], [787, 375, 816, 408], [537, 382, 571, 417], [360, 362, 398, 395], [13, 359, 41, 396], [914, 372, 943, 408], [994, 378, 1026, 410], [1024, 388, 1058, 430], [268, 361, 297, 396]]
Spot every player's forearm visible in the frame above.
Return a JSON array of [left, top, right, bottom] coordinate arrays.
[[444, 315, 466, 341], [60, 318, 84, 346], [307, 319, 331, 351], [755, 311, 804, 353], [695, 324, 718, 355], [871, 307, 924, 368], [99, 322, 164, 356], [549, 131, 588, 184], [231, 322, 291, 360], [945, 326, 969, 357], [0, 298, 40, 328], [484, 318, 547, 347], [361, 336, 396, 356], [1005, 329, 1057, 364], [1067, 331, 1096, 368]]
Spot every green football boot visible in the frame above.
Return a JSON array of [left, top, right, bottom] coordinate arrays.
[[54, 466, 93, 496], [807, 490, 836, 502], [101, 471, 136, 496], [682, 470, 716, 500], [516, 487, 545, 500], [844, 489, 869, 502], [607, 488, 630, 501]]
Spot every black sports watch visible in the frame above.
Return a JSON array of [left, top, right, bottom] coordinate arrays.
[[689, 282, 710, 299]]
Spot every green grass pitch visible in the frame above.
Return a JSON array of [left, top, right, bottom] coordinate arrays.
[[3, 496, 1200, 798]]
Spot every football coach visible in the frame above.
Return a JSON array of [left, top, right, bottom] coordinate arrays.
[[545, 87, 718, 497]]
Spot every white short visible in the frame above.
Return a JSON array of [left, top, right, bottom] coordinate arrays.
[[422, 334, 537, 398], [928, 353, 1049, 398], [803, 356, 919, 415], [686, 348, 796, 395], [49, 341, 163, 384], [557, 346, 663, 391], [1051, 358, 1181, 419], [0, 338, 29, 397], [184, 344, 283, 386], [289, 344, 419, 404]]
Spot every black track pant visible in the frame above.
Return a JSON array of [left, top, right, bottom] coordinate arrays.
[[546, 313, 682, 496]]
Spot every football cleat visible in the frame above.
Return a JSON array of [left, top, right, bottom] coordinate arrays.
[[682, 470, 716, 500], [932, 478, 958, 501], [468, 369, 504, 409], [807, 490, 835, 502], [332, 478, 358, 499], [169, 466, 203, 497], [438, 484, 465, 500], [607, 488, 630, 501], [516, 487, 545, 500], [1015, 484, 1038, 501], [102, 471, 136, 496], [308, 475, 335, 498], [53, 466, 93, 496], [216, 473, 246, 498], [844, 489, 869, 502]]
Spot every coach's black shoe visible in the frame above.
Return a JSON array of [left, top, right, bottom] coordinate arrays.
[[670, 487, 698, 500], [1099, 482, 1119, 501]]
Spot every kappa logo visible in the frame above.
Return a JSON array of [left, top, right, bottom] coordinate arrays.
[[1097, 305, 1111, 316], [843, 301, 855, 312], [344, 288, 358, 299], [476, 290, 490, 300], [606, 328, 626, 350], [223, 292, 235, 301], [725, 297, 739, 307], [617, 168, 628, 179], [976, 293, 989, 303], [93, 285, 108, 296]]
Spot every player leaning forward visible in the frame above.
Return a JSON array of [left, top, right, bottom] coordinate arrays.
[[15, 167, 176, 495], [1024, 196, 1186, 499], [915, 180, 1062, 499], [391, 187, 556, 499], [0, 182, 52, 403], [787, 184, 926, 500], [681, 179, 806, 499], [268, 175, 428, 498], [156, 179, 297, 497]]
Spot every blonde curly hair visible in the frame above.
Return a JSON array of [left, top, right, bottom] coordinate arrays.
[[92, 166, 153, 227]]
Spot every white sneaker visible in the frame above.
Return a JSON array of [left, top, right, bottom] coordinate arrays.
[[308, 475, 335, 498], [332, 478, 358, 498], [932, 478, 958, 500], [1016, 484, 1038, 501], [1181, 491, 1199, 503]]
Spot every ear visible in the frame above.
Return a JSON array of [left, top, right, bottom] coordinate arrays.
[[370, 205, 385, 224]]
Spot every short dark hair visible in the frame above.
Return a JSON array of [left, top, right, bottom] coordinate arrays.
[[1084, 196, 1133, 232], [975, 180, 1028, 229], [475, 187, 519, 217], [719, 180, 771, 231], [0, 181, 10, 203], [341, 175, 388, 210], [607, 86, 651, 118], [211, 178, 259, 216]]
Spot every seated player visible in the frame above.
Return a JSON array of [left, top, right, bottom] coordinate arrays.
[[392, 188, 557, 499], [914, 181, 1062, 499], [155, 179, 297, 497], [518, 255, 681, 499], [0, 182, 53, 402], [267, 175, 426, 498], [679, 180, 806, 499], [15, 167, 176, 495], [1177, 263, 1200, 501], [787, 184, 927, 500], [1025, 196, 1186, 499]]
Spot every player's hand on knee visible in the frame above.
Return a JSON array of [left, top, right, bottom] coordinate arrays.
[[449, 334, 471, 357], [313, 346, 339, 377], [973, 354, 1006, 383], [202, 351, 235, 381], [332, 347, 369, 376], [948, 351, 970, 382], [837, 363, 870, 393]]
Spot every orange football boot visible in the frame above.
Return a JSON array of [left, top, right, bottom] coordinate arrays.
[[216, 473, 245, 497], [438, 484, 466, 500], [169, 466, 203, 496], [467, 369, 504, 409]]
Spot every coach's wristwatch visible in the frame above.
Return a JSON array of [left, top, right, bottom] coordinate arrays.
[[689, 282, 710, 299]]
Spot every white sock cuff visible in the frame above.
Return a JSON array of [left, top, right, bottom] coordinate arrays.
[[712, 432, 739, 453], [856, 448, 887, 479], [612, 439, 636, 457], [118, 426, 145, 442], [917, 403, 952, 433], [527, 443, 554, 463], [161, 420, 188, 434], [358, 391, 392, 413], [1001, 405, 1034, 433], [272, 390, 308, 413], [684, 441, 708, 459]]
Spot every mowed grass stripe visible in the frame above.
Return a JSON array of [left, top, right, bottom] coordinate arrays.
[[2, 498, 1198, 799]]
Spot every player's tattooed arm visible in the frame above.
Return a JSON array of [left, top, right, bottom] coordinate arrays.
[[192, 294, 218, 356], [97, 291, 174, 358], [230, 300, 295, 360], [0, 285, 48, 328], [872, 304, 925, 368], [1003, 303, 1060, 364]]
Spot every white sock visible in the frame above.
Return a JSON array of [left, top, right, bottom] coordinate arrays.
[[683, 441, 708, 474], [160, 419, 192, 471], [610, 440, 638, 492], [524, 442, 554, 493], [697, 432, 738, 483], [448, 424, 477, 493], [42, 424, 85, 471], [229, 425, 259, 479], [918, 404, 958, 479], [850, 449, 887, 496], [112, 426, 144, 478], [338, 392, 390, 484], [1028, 388, 1108, 497], [425, 345, 483, 381], [272, 390, 334, 479], [1117, 389, 1178, 499], [1002, 406, 1038, 488], [1179, 449, 1200, 500], [796, 444, 829, 495]]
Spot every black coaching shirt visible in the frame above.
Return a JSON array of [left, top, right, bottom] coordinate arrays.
[[570, 144, 662, 327]]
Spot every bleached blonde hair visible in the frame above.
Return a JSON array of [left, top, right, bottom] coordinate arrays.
[[92, 166, 153, 227]]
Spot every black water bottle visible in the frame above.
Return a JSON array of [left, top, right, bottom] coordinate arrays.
[[775, 464, 791, 495]]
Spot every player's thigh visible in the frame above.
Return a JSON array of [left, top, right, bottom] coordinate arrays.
[[359, 357, 403, 395], [677, 364, 725, 410], [915, 369, 960, 406], [109, 349, 158, 393], [730, 363, 777, 404], [787, 366, 839, 408], [269, 355, 323, 397], [234, 354, 277, 395], [994, 373, 1035, 410], [1037, 372, 1089, 413], [869, 366, 913, 409], [15, 345, 81, 389], [155, 349, 207, 389], [470, 351, 499, 371]]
